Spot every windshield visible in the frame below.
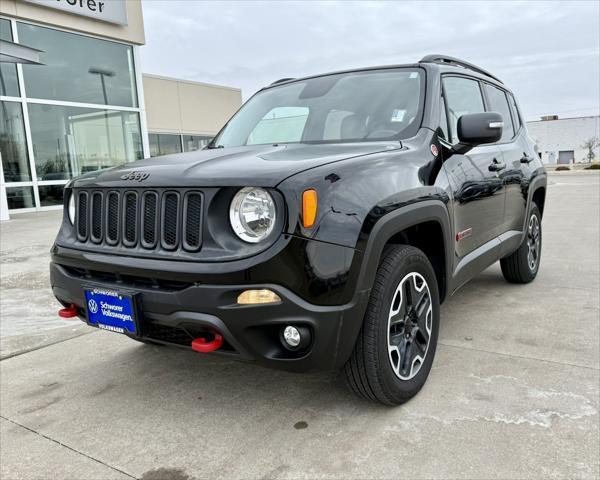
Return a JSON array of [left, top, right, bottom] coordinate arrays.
[[212, 69, 424, 147]]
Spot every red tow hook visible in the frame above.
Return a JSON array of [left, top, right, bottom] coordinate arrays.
[[58, 304, 79, 318], [191, 333, 224, 353]]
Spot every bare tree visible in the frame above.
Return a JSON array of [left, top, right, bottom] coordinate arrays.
[[581, 136, 599, 163]]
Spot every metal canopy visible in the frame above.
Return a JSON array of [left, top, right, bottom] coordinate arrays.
[[0, 39, 43, 65]]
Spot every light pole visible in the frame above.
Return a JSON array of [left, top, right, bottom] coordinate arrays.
[[89, 67, 116, 168]]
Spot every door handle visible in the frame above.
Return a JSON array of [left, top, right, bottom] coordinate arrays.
[[489, 158, 506, 172], [520, 154, 534, 164]]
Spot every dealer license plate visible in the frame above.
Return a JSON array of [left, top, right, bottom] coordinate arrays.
[[84, 287, 138, 335]]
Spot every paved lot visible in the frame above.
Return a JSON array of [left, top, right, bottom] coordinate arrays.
[[1, 173, 599, 480], [0, 210, 89, 359]]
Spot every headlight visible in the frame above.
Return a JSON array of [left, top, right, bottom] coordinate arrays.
[[229, 187, 276, 243], [68, 192, 76, 224]]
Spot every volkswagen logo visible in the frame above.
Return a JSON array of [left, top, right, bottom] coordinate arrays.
[[88, 299, 98, 314]]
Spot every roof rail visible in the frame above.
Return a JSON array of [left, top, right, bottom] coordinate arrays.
[[270, 77, 295, 86], [419, 54, 503, 84]]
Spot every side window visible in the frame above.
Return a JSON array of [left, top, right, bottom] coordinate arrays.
[[439, 95, 449, 141], [483, 84, 515, 142], [442, 76, 485, 144], [508, 93, 522, 131], [247, 107, 309, 145]]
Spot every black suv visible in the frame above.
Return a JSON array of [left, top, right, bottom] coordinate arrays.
[[51, 55, 546, 405]]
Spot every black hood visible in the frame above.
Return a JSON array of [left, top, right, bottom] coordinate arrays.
[[69, 142, 401, 189]]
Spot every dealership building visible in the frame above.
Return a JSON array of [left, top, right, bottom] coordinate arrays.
[[0, 0, 241, 218], [526, 115, 600, 165]]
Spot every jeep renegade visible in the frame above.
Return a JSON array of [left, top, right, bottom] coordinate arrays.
[[50, 55, 546, 405]]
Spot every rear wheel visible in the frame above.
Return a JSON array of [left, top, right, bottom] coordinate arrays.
[[501, 204, 542, 283], [344, 245, 440, 406]]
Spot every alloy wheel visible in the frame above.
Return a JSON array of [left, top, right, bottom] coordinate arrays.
[[527, 214, 541, 271], [387, 272, 433, 380]]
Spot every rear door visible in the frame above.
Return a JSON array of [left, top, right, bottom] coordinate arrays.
[[482, 84, 528, 235], [441, 76, 505, 259]]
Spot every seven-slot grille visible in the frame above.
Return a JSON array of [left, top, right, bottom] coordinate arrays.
[[75, 190, 203, 252]]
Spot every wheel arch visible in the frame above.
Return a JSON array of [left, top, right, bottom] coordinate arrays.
[[532, 185, 546, 217], [356, 200, 453, 304]]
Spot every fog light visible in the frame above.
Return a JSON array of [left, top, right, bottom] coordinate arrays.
[[283, 326, 301, 348], [280, 325, 311, 351], [237, 289, 281, 305]]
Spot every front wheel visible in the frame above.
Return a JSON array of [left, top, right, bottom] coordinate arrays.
[[500, 204, 542, 283], [344, 245, 440, 406]]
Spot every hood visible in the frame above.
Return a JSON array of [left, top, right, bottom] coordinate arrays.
[[70, 142, 402, 189]]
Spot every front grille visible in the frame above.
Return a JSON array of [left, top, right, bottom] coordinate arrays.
[[61, 265, 193, 291], [74, 189, 203, 253], [183, 192, 203, 251], [162, 192, 180, 250], [145, 323, 193, 346], [91, 192, 103, 243], [144, 323, 236, 352], [77, 192, 88, 240], [123, 192, 138, 246], [106, 192, 120, 244], [142, 192, 158, 248]]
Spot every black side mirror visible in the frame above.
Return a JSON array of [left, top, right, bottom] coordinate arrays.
[[452, 112, 503, 154]]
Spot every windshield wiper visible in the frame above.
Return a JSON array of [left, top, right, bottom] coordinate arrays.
[[206, 144, 224, 149]]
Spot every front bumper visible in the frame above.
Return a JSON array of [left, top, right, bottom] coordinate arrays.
[[50, 261, 369, 372]]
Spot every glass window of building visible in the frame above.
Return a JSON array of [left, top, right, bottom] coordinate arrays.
[[28, 104, 143, 180], [38, 184, 65, 207], [17, 23, 138, 108], [0, 19, 20, 97], [5, 186, 35, 209], [149, 133, 182, 157], [182, 135, 212, 152], [0, 101, 31, 182]]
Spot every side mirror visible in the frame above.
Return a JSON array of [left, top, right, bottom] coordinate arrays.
[[452, 112, 503, 154]]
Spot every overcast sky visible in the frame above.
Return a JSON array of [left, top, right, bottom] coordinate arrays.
[[140, 1, 600, 121]]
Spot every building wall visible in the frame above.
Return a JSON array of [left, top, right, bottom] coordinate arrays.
[[0, 0, 145, 44], [143, 74, 242, 136], [0, 2, 242, 218], [526, 116, 600, 164], [0, 10, 147, 215]]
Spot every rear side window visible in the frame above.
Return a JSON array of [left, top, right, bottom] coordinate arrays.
[[484, 84, 515, 142], [442, 76, 485, 144], [439, 95, 449, 141], [508, 93, 522, 131]]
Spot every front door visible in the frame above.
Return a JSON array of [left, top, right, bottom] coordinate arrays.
[[443, 146, 504, 259], [441, 75, 506, 260]]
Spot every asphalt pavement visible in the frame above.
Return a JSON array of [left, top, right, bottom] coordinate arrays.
[[1, 173, 598, 480]]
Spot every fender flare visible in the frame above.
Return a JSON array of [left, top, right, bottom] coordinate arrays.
[[356, 199, 453, 300], [333, 199, 453, 369], [520, 173, 548, 242]]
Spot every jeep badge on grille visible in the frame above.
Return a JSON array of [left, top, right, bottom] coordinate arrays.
[[121, 171, 150, 182]]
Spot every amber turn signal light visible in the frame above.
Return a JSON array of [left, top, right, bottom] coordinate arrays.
[[302, 189, 318, 228], [237, 289, 281, 305]]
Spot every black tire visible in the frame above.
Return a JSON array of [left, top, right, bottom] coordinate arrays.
[[500, 204, 542, 284], [344, 245, 440, 406]]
